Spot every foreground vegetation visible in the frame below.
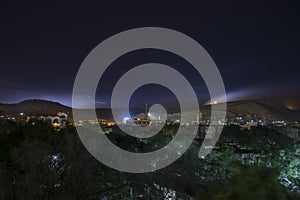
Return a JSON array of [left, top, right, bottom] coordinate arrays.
[[0, 120, 299, 199]]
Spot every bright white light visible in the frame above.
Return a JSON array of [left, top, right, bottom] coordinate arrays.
[[123, 117, 130, 124]]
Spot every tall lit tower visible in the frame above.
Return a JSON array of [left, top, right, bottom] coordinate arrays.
[[145, 103, 148, 120], [145, 103, 148, 114]]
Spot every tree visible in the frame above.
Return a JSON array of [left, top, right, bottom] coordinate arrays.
[[275, 144, 300, 191], [197, 166, 288, 200]]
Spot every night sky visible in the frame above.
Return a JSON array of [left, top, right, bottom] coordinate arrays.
[[1, 1, 300, 109]]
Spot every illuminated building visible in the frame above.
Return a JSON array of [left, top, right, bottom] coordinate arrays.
[[45, 112, 68, 128]]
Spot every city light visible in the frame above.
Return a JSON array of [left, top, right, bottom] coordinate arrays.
[[122, 117, 130, 124]]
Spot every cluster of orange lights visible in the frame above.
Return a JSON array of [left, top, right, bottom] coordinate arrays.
[[106, 122, 115, 126], [286, 105, 296, 111]]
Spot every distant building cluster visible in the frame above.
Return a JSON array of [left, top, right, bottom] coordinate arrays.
[[0, 111, 69, 128], [1, 106, 299, 141], [72, 119, 115, 127]]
